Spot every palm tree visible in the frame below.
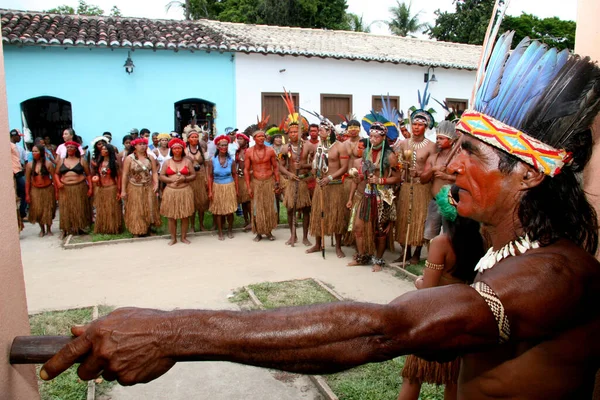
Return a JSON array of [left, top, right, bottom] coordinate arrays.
[[387, 0, 428, 37], [166, 0, 192, 20], [166, 0, 215, 20], [345, 13, 372, 33]]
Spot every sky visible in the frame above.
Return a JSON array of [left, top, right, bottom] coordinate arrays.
[[3, 0, 578, 36]]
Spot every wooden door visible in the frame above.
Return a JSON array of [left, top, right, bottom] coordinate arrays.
[[320, 94, 352, 125], [261, 92, 300, 129], [372, 95, 399, 113]]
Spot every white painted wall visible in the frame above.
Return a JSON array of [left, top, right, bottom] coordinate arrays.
[[235, 53, 476, 140]]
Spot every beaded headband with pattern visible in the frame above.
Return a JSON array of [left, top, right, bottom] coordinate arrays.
[[460, 4, 600, 178], [457, 110, 571, 177]]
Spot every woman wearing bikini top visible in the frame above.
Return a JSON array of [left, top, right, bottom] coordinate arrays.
[[25, 144, 56, 237], [121, 138, 161, 236], [54, 141, 92, 238], [92, 144, 122, 234], [159, 138, 196, 245]]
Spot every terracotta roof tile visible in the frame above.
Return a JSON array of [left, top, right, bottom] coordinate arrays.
[[1, 10, 480, 70]]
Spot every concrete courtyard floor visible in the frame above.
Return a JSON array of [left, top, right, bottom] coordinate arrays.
[[19, 220, 415, 399]]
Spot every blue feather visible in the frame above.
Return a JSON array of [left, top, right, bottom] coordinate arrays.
[[421, 80, 431, 110], [476, 31, 513, 109], [505, 48, 558, 127], [487, 36, 530, 116], [514, 48, 565, 127], [489, 40, 541, 118], [498, 42, 547, 122]]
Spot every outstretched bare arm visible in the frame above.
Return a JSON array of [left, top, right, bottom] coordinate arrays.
[[40, 285, 499, 385]]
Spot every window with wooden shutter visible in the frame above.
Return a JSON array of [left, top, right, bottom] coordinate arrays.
[[320, 94, 353, 125], [261, 92, 300, 128], [371, 95, 400, 113], [445, 98, 468, 118]]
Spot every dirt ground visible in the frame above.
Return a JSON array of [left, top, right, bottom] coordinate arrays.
[[19, 220, 415, 399]]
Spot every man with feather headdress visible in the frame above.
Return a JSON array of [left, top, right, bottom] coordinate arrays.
[[40, 13, 600, 396], [346, 111, 402, 271], [305, 117, 350, 258], [278, 108, 315, 247]]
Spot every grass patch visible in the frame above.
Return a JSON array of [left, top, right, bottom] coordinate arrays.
[[30, 306, 115, 400], [229, 279, 443, 400], [247, 279, 337, 309], [69, 204, 290, 244], [405, 260, 426, 276], [326, 358, 444, 400]]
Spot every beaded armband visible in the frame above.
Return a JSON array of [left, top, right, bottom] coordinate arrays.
[[471, 281, 511, 344], [425, 260, 444, 271]]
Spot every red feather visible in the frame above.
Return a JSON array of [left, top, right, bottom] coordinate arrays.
[[281, 87, 297, 115], [257, 109, 270, 130]]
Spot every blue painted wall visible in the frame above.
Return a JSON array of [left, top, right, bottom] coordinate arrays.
[[3, 46, 236, 146]]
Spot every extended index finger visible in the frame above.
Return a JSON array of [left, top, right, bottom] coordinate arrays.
[[40, 332, 92, 380]]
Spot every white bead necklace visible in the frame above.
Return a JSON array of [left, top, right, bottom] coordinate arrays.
[[409, 138, 430, 150], [474, 234, 540, 273]]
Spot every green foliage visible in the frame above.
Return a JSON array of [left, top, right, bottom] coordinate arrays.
[[387, 0, 428, 38], [46, 5, 76, 14], [428, 0, 576, 49], [501, 13, 575, 51], [428, 0, 494, 44], [169, 0, 350, 30], [46, 1, 122, 16], [345, 13, 371, 33], [110, 5, 123, 17], [215, 0, 261, 23]]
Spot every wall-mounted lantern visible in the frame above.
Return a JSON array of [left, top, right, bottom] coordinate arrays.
[[424, 66, 437, 83], [124, 51, 135, 74]]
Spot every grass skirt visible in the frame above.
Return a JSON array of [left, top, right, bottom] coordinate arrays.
[[395, 182, 431, 246], [401, 354, 460, 386], [309, 183, 348, 236], [189, 173, 209, 212], [251, 177, 278, 235], [59, 181, 91, 232], [238, 178, 251, 204], [124, 182, 161, 235], [352, 193, 377, 255], [93, 185, 122, 234], [29, 185, 55, 226], [209, 182, 238, 215], [283, 178, 312, 209], [161, 186, 195, 219]]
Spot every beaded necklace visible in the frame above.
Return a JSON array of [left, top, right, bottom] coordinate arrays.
[[409, 137, 430, 150]]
